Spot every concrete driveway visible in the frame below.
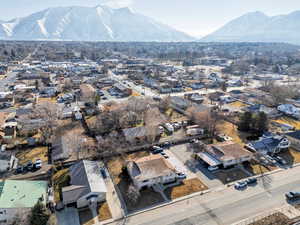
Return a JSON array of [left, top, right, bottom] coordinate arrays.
[[170, 144, 223, 188], [56, 207, 80, 225]]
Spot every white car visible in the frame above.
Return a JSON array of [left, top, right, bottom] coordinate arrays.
[[208, 166, 219, 172], [34, 159, 42, 169]]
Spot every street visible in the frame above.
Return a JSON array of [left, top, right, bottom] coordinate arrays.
[[111, 165, 300, 225]]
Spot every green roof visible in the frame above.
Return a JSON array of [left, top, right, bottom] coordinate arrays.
[[0, 180, 47, 208]]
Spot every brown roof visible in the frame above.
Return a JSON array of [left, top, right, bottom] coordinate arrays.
[[127, 154, 176, 181], [207, 141, 253, 162]]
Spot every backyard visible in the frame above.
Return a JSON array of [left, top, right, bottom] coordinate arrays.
[[17, 146, 48, 164], [214, 168, 249, 184]]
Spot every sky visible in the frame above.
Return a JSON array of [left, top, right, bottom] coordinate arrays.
[[1, 0, 300, 37]]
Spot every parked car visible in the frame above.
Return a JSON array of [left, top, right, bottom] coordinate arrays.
[[160, 152, 169, 159], [285, 192, 300, 201], [15, 166, 24, 174], [34, 159, 42, 169], [100, 168, 107, 179], [246, 178, 257, 185], [161, 141, 171, 148], [176, 172, 187, 180], [208, 165, 219, 172], [163, 123, 174, 134], [25, 161, 34, 171], [234, 181, 248, 190], [152, 146, 164, 154], [274, 156, 287, 165], [172, 122, 181, 130]]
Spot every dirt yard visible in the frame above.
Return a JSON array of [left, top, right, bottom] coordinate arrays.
[[79, 202, 112, 225], [52, 168, 70, 203], [278, 148, 300, 165], [272, 117, 300, 129], [17, 146, 48, 164], [228, 101, 248, 108], [244, 161, 277, 175], [164, 178, 208, 200], [248, 212, 293, 225], [214, 168, 249, 184]]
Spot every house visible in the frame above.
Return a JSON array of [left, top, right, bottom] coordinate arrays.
[[246, 134, 290, 154], [62, 160, 107, 209], [127, 154, 177, 190], [0, 152, 15, 173], [277, 104, 300, 119], [123, 126, 150, 144], [0, 180, 47, 224], [196, 142, 253, 168], [170, 96, 191, 112], [285, 130, 300, 151], [244, 104, 279, 118]]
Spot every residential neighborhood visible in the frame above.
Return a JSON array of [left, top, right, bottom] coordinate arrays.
[[1, 40, 300, 225]]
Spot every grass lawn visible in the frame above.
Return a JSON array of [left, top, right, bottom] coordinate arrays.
[[17, 146, 48, 164], [79, 202, 112, 225], [52, 168, 70, 203], [278, 148, 300, 165], [164, 178, 208, 200], [131, 91, 141, 97], [214, 168, 249, 184], [248, 212, 292, 225], [216, 120, 250, 145], [244, 161, 277, 175], [228, 101, 248, 108], [272, 116, 300, 129], [38, 97, 57, 103]]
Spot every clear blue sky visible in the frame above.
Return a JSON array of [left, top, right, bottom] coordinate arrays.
[[1, 0, 300, 37]]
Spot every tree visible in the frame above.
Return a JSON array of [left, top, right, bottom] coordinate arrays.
[[29, 200, 49, 225], [34, 102, 59, 145], [238, 111, 253, 132], [255, 112, 268, 134], [127, 184, 140, 205]]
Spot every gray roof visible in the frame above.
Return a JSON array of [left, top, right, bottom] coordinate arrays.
[[62, 160, 106, 205]]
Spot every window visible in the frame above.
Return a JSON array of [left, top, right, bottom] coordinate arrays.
[[143, 180, 149, 183]]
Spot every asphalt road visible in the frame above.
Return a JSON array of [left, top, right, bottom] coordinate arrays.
[[114, 166, 300, 225]]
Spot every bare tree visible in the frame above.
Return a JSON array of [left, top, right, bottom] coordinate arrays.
[[127, 184, 140, 205], [34, 102, 59, 145], [64, 129, 87, 160]]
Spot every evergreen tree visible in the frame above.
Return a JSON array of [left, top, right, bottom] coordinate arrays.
[[29, 199, 49, 225], [238, 111, 253, 132]]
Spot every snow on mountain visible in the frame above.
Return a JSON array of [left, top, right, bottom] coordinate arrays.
[[0, 5, 194, 42], [201, 11, 300, 45]]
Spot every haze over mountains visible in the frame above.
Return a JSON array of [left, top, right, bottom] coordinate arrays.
[[0, 5, 193, 42], [201, 11, 300, 45]]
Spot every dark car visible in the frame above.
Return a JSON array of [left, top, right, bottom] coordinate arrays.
[[26, 161, 34, 171], [246, 178, 257, 185], [15, 166, 24, 174], [151, 146, 164, 154], [285, 192, 300, 201], [100, 168, 107, 179]]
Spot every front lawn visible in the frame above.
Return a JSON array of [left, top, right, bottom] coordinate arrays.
[[214, 168, 249, 184], [164, 178, 208, 200]]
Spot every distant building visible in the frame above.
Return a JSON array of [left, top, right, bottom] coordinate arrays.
[[285, 130, 300, 151]]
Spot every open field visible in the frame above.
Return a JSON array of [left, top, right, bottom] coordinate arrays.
[[17, 146, 48, 164], [164, 178, 208, 200]]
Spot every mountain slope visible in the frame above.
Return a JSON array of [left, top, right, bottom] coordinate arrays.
[[201, 11, 300, 44], [0, 5, 194, 42]]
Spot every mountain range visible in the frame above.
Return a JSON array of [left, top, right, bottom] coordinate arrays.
[[0, 5, 193, 42], [201, 11, 300, 45]]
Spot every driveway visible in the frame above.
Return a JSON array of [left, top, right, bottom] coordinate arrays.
[[56, 207, 80, 225], [170, 144, 223, 188]]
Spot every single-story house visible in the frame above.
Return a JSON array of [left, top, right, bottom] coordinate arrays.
[[62, 160, 107, 209], [277, 104, 300, 119], [246, 134, 290, 154], [196, 142, 253, 168], [127, 154, 177, 190]]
